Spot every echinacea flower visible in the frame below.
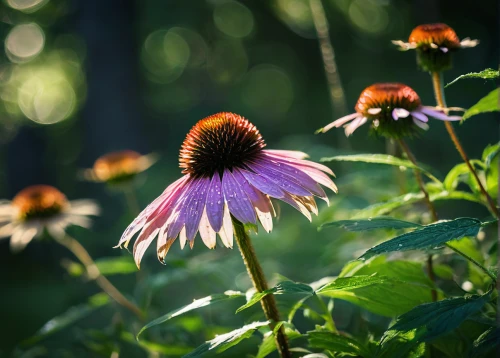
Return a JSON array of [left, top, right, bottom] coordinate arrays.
[[317, 83, 461, 138], [83, 150, 158, 185], [392, 23, 479, 72], [0, 185, 99, 252], [117, 112, 337, 267]]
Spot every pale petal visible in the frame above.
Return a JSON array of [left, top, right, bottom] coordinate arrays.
[[392, 108, 410, 120], [218, 203, 233, 248], [68, 200, 100, 216], [179, 226, 187, 249], [367, 108, 382, 115], [345, 117, 367, 136], [319, 112, 360, 133], [391, 40, 416, 50], [10, 226, 38, 252], [413, 118, 429, 130], [199, 208, 216, 249], [263, 150, 309, 160], [460, 38, 479, 48]]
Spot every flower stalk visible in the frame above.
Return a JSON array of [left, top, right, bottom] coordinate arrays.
[[398, 139, 438, 301], [232, 218, 291, 358], [431, 71, 499, 218], [57, 235, 144, 320]]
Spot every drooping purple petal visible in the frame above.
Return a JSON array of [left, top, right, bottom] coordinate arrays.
[[420, 106, 461, 121], [263, 151, 334, 176], [410, 110, 429, 123], [247, 162, 312, 197], [116, 176, 188, 248], [206, 174, 224, 232], [133, 224, 160, 267], [166, 178, 205, 240], [185, 177, 210, 241], [263, 149, 309, 160], [280, 192, 312, 221], [240, 169, 285, 198], [232, 169, 261, 203], [253, 158, 326, 199], [222, 169, 256, 224], [413, 118, 429, 130], [321, 112, 360, 132]]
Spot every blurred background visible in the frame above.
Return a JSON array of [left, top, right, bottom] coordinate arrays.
[[0, 0, 498, 356]]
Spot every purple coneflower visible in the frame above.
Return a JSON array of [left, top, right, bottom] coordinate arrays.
[[392, 23, 478, 72], [117, 112, 337, 267], [83, 150, 158, 185], [0, 185, 99, 251], [317, 83, 461, 138]]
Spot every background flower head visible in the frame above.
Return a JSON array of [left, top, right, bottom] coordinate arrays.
[[392, 23, 479, 72], [83, 150, 158, 187], [117, 112, 337, 267], [0, 185, 99, 252], [318, 83, 461, 138]]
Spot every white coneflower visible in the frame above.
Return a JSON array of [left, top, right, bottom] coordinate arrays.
[[0, 185, 99, 251]]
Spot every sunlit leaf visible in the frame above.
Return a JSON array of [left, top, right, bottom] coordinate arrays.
[[352, 191, 482, 219], [321, 154, 440, 184], [307, 330, 371, 357], [381, 292, 491, 348], [444, 163, 471, 191], [482, 142, 500, 168], [22, 293, 110, 346], [462, 88, 499, 121], [470, 327, 500, 358], [376, 329, 426, 358], [137, 291, 245, 339], [320, 217, 420, 231], [445, 68, 499, 87], [236, 281, 314, 313], [183, 321, 268, 357], [316, 275, 433, 317], [360, 218, 483, 259]]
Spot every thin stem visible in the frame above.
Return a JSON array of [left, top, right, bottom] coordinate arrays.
[[314, 295, 337, 333], [232, 219, 291, 358], [57, 235, 144, 320], [398, 139, 438, 301], [431, 72, 499, 218], [445, 244, 496, 282]]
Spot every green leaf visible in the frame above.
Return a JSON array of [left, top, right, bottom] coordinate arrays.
[[321, 154, 440, 184], [236, 281, 314, 313], [22, 293, 110, 346], [256, 322, 302, 358], [360, 218, 482, 259], [463, 88, 499, 121], [95, 256, 137, 275], [307, 330, 370, 357], [381, 292, 491, 347], [137, 291, 245, 339], [183, 321, 268, 357], [352, 190, 482, 219], [444, 163, 471, 191], [470, 327, 500, 358], [320, 217, 420, 231], [482, 142, 500, 168], [445, 68, 499, 87], [316, 275, 433, 317], [120, 331, 193, 356]]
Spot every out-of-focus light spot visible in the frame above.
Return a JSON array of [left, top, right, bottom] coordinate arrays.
[[273, 0, 314, 38], [169, 28, 208, 68], [461, 281, 473, 292], [6, 0, 48, 13], [5, 23, 45, 63], [142, 29, 190, 83], [17, 68, 76, 124], [213, 1, 254, 38], [241, 65, 294, 116], [208, 40, 248, 84], [348, 0, 389, 34]]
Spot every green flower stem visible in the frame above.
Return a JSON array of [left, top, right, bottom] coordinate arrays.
[[57, 235, 144, 320], [399, 139, 496, 286], [232, 219, 291, 358], [314, 295, 338, 333], [431, 71, 499, 219], [398, 138, 439, 302]]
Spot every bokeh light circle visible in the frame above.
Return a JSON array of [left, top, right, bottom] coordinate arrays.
[[6, 0, 49, 12], [213, 1, 254, 38], [5, 23, 45, 63]]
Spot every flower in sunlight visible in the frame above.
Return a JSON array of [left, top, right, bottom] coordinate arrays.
[[0, 185, 99, 252], [392, 23, 478, 72], [83, 150, 158, 186], [317, 83, 461, 138], [116, 112, 337, 267]]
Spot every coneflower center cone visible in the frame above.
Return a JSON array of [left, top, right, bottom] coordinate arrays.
[[179, 112, 266, 178], [13, 185, 67, 221]]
